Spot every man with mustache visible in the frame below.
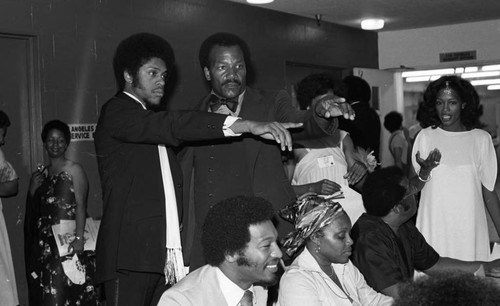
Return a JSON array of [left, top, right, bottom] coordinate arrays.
[[158, 196, 282, 306], [94, 32, 300, 306], [179, 32, 355, 270]]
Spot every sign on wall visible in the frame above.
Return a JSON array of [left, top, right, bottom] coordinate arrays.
[[69, 123, 96, 142]]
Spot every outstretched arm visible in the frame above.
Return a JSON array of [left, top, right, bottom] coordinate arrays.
[[229, 119, 303, 151], [292, 179, 342, 197], [313, 94, 355, 120], [409, 149, 441, 194]]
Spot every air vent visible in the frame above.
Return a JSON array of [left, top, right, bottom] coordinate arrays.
[[439, 51, 476, 62]]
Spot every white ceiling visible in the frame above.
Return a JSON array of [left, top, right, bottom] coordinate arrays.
[[225, 0, 500, 31]]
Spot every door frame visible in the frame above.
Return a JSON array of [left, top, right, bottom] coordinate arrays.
[[0, 32, 43, 169]]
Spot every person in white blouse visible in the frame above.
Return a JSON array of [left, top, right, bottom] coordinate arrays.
[[278, 195, 393, 306], [0, 111, 19, 306]]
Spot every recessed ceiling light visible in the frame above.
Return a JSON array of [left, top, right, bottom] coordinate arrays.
[[361, 18, 384, 30], [247, 0, 274, 4]]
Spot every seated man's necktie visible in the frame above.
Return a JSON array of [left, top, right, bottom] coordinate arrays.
[[209, 94, 239, 113], [238, 290, 253, 306]]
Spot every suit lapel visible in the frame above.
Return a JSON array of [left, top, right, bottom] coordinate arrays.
[[205, 266, 230, 306], [240, 88, 268, 178], [198, 94, 212, 111]]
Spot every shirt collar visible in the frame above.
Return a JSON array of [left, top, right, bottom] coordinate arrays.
[[123, 91, 146, 110], [294, 247, 349, 277], [210, 90, 246, 104], [209, 90, 245, 116], [215, 267, 255, 306]]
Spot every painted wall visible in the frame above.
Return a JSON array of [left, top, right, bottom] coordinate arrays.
[[0, 0, 378, 304], [378, 19, 500, 69]]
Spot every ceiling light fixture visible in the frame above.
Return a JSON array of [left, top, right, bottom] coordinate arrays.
[[405, 76, 431, 83], [487, 85, 500, 90], [402, 68, 455, 78], [464, 66, 478, 73], [361, 18, 384, 30], [247, 0, 274, 4], [470, 79, 500, 86], [482, 65, 500, 71], [461, 71, 500, 79]]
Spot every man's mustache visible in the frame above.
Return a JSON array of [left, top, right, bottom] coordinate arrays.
[[222, 79, 241, 86]]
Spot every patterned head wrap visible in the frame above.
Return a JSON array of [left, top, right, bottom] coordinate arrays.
[[279, 195, 345, 256]]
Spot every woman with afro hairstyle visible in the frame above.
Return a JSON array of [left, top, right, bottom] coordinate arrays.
[[412, 75, 500, 261]]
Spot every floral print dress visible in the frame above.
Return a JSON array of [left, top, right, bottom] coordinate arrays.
[[31, 171, 98, 305]]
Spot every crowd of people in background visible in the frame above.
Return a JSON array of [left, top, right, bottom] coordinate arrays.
[[2, 30, 500, 306]]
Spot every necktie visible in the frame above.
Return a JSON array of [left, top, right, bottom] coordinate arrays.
[[239, 290, 253, 306], [209, 94, 239, 113]]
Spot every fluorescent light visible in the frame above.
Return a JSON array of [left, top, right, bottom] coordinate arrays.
[[461, 71, 500, 79], [361, 19, 384, 30], [247, 0, 274, 3], [402, 68, 455, 78], [464, 66, 478, 73], [430, 75, 442, 81], [405, 76, 430, 83], [487, 85, 500, 90], [455, 67, 464, 74], [482, 65, 500, 71], [470, 79, 500, 86]]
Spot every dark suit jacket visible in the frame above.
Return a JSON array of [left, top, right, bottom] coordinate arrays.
[[338, 102, 381, 161], [94, 92, 227, 283], [179, 87, 338, 268]]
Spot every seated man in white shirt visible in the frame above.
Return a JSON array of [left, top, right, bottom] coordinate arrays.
[[158, 195, 282, 306]]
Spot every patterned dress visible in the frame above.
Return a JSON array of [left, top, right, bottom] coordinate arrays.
[[29, 171, 98, 305]]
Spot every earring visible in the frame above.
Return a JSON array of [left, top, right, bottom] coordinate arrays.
[[315, 245, 321, 253]]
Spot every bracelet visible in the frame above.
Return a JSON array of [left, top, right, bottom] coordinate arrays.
[[418, 171, 432, 182], [74, 235, 83, 241]]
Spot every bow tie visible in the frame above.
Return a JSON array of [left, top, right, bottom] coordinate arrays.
[[209, 95, 239, 113]]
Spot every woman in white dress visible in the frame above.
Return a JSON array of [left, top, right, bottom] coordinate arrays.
[[292, 130, 367, 223], [412, 75, 500, 261], [0, 111, 19, 306], [290, 73, 369, 224]]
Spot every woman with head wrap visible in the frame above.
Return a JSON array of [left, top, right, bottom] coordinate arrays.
[[278, 195, 393, 306]]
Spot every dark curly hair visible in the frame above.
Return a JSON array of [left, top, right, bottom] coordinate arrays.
[[419, 75, 482, 130], [343, 75, 371, 104], [41, 120, 71, 144], [383, 111, 403, 133], [295, 73, 346, 110], [113, 32, 175, 90], [362, 166, 406, 217], [198, 32, 251, 70], [393, 271, 500, 306], [0, 111, 11, 129], [202, 196, 275, 267]]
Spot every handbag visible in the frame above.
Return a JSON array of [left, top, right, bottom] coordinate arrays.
[[61, 254, 86, 285]]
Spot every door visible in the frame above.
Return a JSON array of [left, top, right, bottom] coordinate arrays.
[[0, 33, 42, 306]]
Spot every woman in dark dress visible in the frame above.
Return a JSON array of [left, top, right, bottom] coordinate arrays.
[[26, 120, 98, 305]]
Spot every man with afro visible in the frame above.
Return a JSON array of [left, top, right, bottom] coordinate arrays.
[[159, 196, 282, 305]]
